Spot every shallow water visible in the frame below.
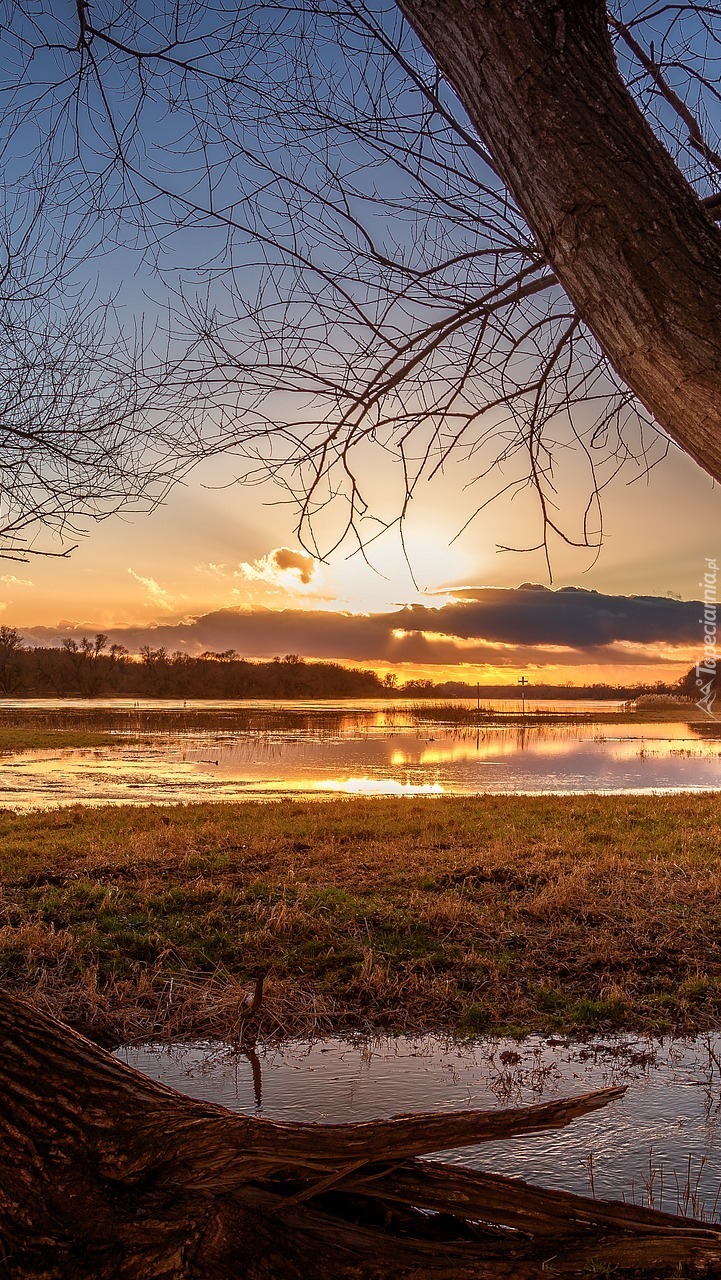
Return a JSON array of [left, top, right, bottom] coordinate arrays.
[[0, 696, 627, 714], [117, 1033, 721, 1219], [0, 698, 719, 807]]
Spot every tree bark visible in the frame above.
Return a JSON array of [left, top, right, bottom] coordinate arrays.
[[396, 0, 721, 483], [2, 992, 721, 1278]]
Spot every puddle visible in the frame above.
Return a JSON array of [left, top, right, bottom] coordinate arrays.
[[117, 1033, 721, 1219]]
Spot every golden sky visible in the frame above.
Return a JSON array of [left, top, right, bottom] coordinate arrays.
[[6, 445, 719, 686]]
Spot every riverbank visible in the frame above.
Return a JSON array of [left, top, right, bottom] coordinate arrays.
[[2, 794, 721, 1045]]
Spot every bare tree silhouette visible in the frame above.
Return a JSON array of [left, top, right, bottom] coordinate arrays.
[[0, 260, 168, 559], [3, 1, 720, 572]]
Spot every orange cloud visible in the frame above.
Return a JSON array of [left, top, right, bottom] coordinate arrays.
[[238, 547, 317, 590]]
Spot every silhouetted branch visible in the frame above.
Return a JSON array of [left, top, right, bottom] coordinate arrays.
[[0, 1, 719, 566]]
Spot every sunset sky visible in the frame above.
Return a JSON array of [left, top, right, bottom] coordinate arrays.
[[6, 439, 718, 688], [0, 2, 717, 691]]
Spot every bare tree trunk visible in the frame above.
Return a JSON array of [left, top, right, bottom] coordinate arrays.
[[397, 0, 721, 483], [2, 992, 721, 1278]]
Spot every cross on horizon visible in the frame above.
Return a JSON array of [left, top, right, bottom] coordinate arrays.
[[518, 675, 529, 715]]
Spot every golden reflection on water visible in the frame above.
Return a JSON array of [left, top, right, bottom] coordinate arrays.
[[315, 777, 445, 796], [0, 702, 720, 808], [385, 726, 721, 768]]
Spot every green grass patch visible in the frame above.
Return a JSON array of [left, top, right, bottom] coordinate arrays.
[[1, 793, 721, 1041]]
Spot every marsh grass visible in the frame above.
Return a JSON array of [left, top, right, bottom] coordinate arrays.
[[618, 1152, 721, 1224], [2, 795, 721, 1044], [0, 703, 714, 745], [0, 728, 125, 752], [396, 701, 714, 726], [0, 706, 362, 737]]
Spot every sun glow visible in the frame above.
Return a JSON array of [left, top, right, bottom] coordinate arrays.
[[326, 528, 474, 614]]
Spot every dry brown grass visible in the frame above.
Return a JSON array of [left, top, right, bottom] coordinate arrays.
[[1, 794, 721, 1043]]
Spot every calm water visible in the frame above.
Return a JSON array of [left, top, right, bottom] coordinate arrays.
[[0, 698, 719, 807], [0, 699, 719, 807], [117, 1032, 721, 1218]]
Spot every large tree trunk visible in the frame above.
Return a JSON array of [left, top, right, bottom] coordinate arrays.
[[397, 0, 721, 483], [2, 992, 721, 1278]]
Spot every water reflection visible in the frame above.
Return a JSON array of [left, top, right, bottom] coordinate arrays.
[[0, 700, 719, 807], [315, 778, 445, 796], [117, 1033, 721, 1216]]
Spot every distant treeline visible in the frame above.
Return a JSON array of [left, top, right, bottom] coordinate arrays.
[[417, 679, 677, 700], [0, 631, 386, 698], [0, 627, 683, 700]]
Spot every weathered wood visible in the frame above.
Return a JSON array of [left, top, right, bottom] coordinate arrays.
[[348, 1161, 721, 1240], [396, 0, 721, 484], [1, 990, 720, 1278]]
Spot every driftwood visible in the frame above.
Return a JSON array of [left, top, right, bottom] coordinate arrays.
[[1, 992, 721, 1278]]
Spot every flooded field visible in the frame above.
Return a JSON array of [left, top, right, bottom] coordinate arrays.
[[0, 698, 719, 807], [118, 1031, 721, 1218]]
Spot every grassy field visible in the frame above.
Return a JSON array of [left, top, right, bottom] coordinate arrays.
[[2, 794, 721, 1045]]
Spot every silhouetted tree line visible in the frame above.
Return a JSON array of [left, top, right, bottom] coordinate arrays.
[[0, 627, 685, 700], [0, 630, 386, 699]]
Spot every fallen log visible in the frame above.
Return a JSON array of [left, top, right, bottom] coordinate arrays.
[[0, 990, 720, 1278]]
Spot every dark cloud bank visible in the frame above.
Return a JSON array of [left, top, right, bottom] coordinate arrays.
[[25, 585, 702, 667]]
